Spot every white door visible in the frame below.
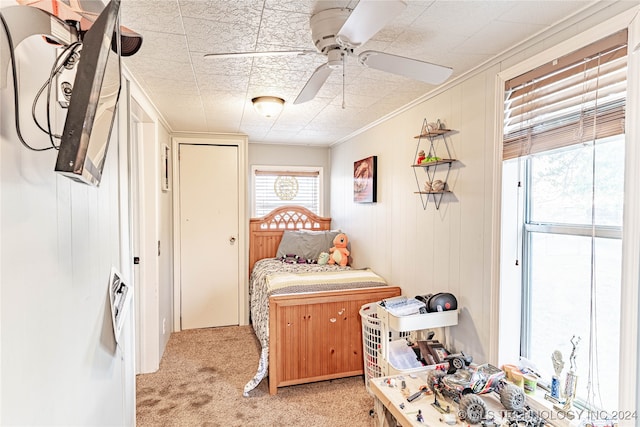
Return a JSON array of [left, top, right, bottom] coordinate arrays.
[[179, 144, 239, 329]]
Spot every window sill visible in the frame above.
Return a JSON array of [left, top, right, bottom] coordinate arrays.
[[514, 383, 607, 427], [523, 387, 574, 427]]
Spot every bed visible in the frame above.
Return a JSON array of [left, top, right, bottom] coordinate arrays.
[[243, 206, 401, 396]]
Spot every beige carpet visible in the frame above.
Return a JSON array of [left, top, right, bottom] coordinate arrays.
[[136, 325, 376, 427]]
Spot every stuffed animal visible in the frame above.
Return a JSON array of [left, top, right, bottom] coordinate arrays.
[[416, 150, 426, 165], [317, 252, 330, 265], [281, 254, 298, 264], [328, 233, 350, 267]]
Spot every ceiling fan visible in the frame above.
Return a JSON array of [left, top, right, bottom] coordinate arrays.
[[204, 0, 453, 105]]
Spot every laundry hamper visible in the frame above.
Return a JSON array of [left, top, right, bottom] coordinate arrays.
[[359, 302, 411, 395]]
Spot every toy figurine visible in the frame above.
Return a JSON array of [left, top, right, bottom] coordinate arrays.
[[569, 335, 580, 372], [416, 409, 424, 423], [416, 150, 426, 164]]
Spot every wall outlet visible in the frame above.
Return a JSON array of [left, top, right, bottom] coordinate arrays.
[[162, 318, 166, 335]]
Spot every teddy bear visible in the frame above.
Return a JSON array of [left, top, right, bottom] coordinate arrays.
[[328, 233, 350, 267], [416, 150, 426, 165]]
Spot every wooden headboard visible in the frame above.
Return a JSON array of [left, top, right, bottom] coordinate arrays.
[[249, 205, 331, 276]]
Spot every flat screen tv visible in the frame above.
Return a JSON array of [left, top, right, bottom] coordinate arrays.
[[54, 0, 121, 186]]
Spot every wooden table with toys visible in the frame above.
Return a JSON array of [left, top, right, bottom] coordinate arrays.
[[369, 368, 510, 427]]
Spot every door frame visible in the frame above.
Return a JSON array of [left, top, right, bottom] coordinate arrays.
[[129, 94, 160, 374], [171, 134, 249, 330]]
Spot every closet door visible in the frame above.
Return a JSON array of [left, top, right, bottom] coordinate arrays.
[[179, 143, 239, 329]]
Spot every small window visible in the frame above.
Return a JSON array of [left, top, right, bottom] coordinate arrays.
[[252, 166, 322, 217]]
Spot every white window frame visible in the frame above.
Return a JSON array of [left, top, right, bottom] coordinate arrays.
[[251, 165, 324, 217], [493, 9, 640, 416], [521, 143, 623, 408]]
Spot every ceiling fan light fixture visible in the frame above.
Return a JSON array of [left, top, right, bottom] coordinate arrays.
[[252, 96, 285, 118]]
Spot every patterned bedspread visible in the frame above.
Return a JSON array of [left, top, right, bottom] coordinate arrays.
[[243, 258, 387, 396]]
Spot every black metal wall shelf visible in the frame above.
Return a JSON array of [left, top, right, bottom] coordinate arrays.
[[412, 119, 456, 210]]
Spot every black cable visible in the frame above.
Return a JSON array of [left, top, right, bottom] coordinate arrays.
[[32, 41, 82, 144], [1, 10, 62, 151], [45, 53, 59, 150], [46, 41, 82, 149]]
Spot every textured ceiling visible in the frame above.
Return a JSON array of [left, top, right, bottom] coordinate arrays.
[[119, 0, 592, 145]]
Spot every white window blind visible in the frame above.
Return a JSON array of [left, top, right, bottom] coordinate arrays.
[[253, 169, 320, 216], [503, 30, 627, 160]]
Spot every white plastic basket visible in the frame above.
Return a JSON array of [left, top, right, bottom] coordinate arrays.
[[359, 302, 411, 395], [360, 302, 382, 395]]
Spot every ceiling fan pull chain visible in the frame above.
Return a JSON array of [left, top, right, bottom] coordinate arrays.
[[342, 54, 346, 109]]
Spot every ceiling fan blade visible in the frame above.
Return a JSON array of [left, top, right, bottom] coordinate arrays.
[[358, 50, 453, 85], [293, 63, 333, 104], [204, 50, 316, 59], [336, 0, 407, 48]]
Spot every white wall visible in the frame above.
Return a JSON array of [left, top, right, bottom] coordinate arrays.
[[329, 1, 640, 398], [330, 69, 498, 361], [0, 34, 135, 425]]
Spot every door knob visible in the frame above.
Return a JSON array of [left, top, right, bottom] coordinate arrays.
[[229, 236, 236, 244]]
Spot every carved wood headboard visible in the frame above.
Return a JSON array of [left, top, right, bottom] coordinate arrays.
[[249, 205, 331, 276]]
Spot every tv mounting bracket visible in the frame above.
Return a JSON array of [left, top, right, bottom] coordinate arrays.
[[0, 5, 79, 89]]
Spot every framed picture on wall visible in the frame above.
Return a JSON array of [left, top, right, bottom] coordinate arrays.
[[353, 155, 377, 203]]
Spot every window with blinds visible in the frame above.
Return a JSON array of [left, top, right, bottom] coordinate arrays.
[[503, 30, 627, 160], [501, 30, 628, 412], [253, 168, 322, 217]]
